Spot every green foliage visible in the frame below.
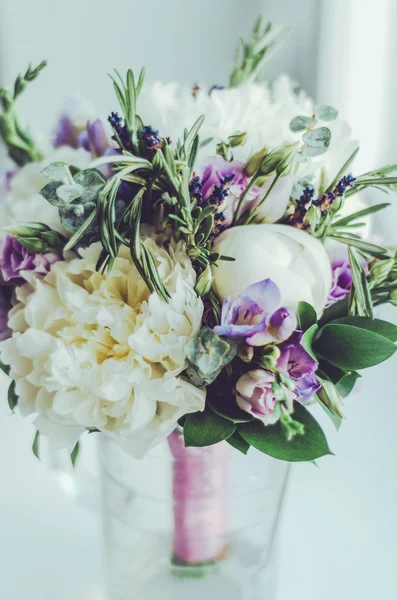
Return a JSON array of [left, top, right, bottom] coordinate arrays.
[[297, 301, 317, 331], [70, 442, 80, 467], [348, 247, 374, 317], [40, 165, 106, 236], [184, 410, 236, 447], [314, 318, 397, 370], [238, 403, 332, 462], [314, 104, 338, 121], [0, 60, 47, 166], [208, 391, 254, 423], [5, 222, 67, 254], [186, 328, 237, 386], [32, 431, 40, 460], [0, 360, 19, 412], [229, 18, 291, 87], [226, 432, 250, 454]]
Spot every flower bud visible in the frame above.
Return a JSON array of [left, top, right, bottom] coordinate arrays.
[[195, 265, 213, 297], [216, 141, 232, 162], [258, 146, 295, 177], [228, 131, 247, 148], [388, 289, 397, 306], [370, 257, 396, 286], [5, 222, 50, 237], [15, 237, 48, 253], [243, 144, 268, 177], [258, 344, 281, 369]]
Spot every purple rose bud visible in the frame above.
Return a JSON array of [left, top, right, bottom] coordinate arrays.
[[0, 235, 60, 286], [236, 369, 282, 425], [77, 119, 109, 158]]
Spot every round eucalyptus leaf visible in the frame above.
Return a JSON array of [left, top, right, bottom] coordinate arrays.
[[289, 115, 312, 132], [315, 104, 339, 121], [303, 127, 331, 149], [56, 183, 84, 203]]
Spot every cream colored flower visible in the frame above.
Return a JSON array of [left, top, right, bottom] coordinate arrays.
[[0, 238, 205, 457]]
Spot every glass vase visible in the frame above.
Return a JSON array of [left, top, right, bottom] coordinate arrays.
[[98, 431, 289, 600]]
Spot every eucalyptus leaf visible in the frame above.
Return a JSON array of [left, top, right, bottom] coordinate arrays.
[[56, 183, 84, 203], [41, 162, 71, 183], [184, 410, 236, 447], [73, 169, 106, 204], [303, 127, 331, 149], [289, 116, 312, 132], [315, 104, 338, 121], [40, 181, 65, 207], [239, 402, 332, 462]]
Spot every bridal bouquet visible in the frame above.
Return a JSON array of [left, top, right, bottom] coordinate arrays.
[[1, 19, 397, 465]]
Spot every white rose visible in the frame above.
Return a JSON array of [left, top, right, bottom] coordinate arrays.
[[212, 224, 332, 314]]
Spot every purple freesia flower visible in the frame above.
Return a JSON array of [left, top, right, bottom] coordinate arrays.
[[77, 119, 109, 158], [214, 278, 297, 346], [0, 235, 60, 286], [278, 331, 321, 401], [0, 285, 12, 341], [236, 369, 289, 425], [326, 256, 369, 307]]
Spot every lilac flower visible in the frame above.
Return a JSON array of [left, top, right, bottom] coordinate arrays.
[[278, 331, 321, 401], [326, 255, 369, 307], [0, 235, 60, 286], [0, 285, 12, 341], [53, 114, 81, 149], [77, 119, 109, 157], [214, 279, 297, 346]]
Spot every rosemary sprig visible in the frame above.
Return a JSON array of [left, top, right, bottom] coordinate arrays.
[[0, 60, 47, 165]]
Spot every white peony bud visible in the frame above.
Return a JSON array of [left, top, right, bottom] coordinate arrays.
[[212, 224, 332, 314]]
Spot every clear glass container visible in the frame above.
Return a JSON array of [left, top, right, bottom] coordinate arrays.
[[98, 432, 290, 600]]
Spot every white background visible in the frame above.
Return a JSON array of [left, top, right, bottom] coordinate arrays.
[[0, 1, 397, 598]]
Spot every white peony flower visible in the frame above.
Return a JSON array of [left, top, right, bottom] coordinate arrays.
[[140, 76, 357, 181], [0, 238, 205, 457], [0, 147, 92, 237], [212, 224, 332, 314]]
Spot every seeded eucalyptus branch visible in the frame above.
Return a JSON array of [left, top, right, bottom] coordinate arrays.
[[0, 60, 47, 166]]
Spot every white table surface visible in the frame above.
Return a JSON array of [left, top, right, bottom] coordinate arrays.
[[1, 308, 396, 599]]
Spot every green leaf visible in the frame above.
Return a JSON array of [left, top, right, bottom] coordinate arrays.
[[7, 380, 18, 412], [303, 127, 331, 149], [42, 162, 71, 183], [297, 301, 317, 331], [315, 104, 338, 121], [316, 376, 344, 418], [40, 181, 65, 207], [301, 324, 319, 361], [289, 116, 312, 132], [348, 247, 373, 317], [326, 146, 359, 193], [335, 371, 361, 398], [184, 410, 236, 447], [226, 432, 250, 454], [317, 396, 343, 431], [331, 316, 397, 342], [208, 392, 254, 423], [32, 431, 40, 460], [56, 183, 84, 203], [332, 203, 390, 228], [313, 323, 396, 370], [70, 442, 80, 467], [73, 168, 106, 204], [239, 403, 332, 462], [329, 235, 388, 259]]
